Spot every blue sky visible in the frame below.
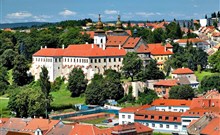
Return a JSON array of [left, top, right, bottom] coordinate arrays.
[[0, 0, 219, 23]]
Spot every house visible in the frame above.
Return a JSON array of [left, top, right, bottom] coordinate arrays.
[[153, 79, 178, 97], [172, 67, 199, 88], [30, 15, 150, 82], [175, 38, 211, 51], [146, 43, 173, 70], [119, 107, 139, 125]]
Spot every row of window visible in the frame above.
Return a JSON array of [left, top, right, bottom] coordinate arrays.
[[144, 115, 178, 121], [34, 58, 53, 62], [122, 115, 131, 119], [156, 57, 167, 61], [140, 122, 179, 129], [90, 58, 122, 63]]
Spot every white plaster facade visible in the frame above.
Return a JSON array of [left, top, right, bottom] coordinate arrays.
[[147, 106, 189, 112], [119, 112, 135, 125]]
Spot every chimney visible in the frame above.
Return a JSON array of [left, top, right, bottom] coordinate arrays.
[[119, 44, 121, 50], [45, 46, 47, 48], [86, 42, 88, 44], [62, 44, 65, 49], [40, 46, 43, 49], [103, 43, 106, 50], [92, 44, 94, 48]]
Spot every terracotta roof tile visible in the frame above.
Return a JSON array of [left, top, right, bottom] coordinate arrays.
[[147, 43, 173, 55], [200, 116, 220, 135], [176, 38, 205, 44], [81, 31, 95, 39], [33, 44, 126, 57], [151, 99, 192, 106], [154, 79, 178, 87], [120, 107, 139, 113], [136, 44, 150, 53], [172, 67, 193, 74], [106, 36, 129, 47], [123, 37, 141, 48]]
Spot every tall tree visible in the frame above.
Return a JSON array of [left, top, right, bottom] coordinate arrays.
[[122, 52, 143, 81], [0, 66, 9, 94], [12, 55, 30, 86], [0, 49, 17, 70], [169, 85, 195, 100], [200, 75, 220, 92], [39, 66, 51, 99], [208, 50, 220, 72], [68, 68, 87, 97]]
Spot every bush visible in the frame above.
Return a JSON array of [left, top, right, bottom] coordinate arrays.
[[51, 76, 64, 91]]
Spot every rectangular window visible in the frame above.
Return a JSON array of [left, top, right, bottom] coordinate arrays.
[[165, 116, 169, 120], [99, 59, 101, 63], [122, 115, 125, 118], [128, 115, 131, 119], [104, 59, 106, 62], [145, 115, 148, 118], [151, 115, 154, 119], [95, 59, 97, 63], [174, 125, 178, 129], [174, 117, 177, 121], [152, 123, 155, 127], [159, 116, 162, 120], [59, 58, 61, 62], [114, 58, 116, 62], [169, 106, 171, 109], [90, 59, 93, 63], [119, 58, 121, 62], [183, 120, 191, 122], [166, 125, 169, 128], [109, 58, 111, 62], [160, 124, 163, 128]]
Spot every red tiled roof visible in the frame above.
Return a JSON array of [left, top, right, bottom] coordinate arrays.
[[120, 107, 139, 113], [182, 107, 220, 117], [190, 98, 220, 109], [112, 123, 153, 133], [125, 30, 132, 36], [106, 36, 129, 47], [123, 37, 141, 48], [176, 38, 205, 44], [172, 67, 194, 74], [165, 43, 173, 48], [134, 123, 153, 133], [136, 44, 150, 53], [154, 79, 178, 87], [151, 99, 192, 106], [200, 116, 220, 135], [135, 110, 182, 123], [33, 44, 126, 57], [0, 118, 9, 127], [147, 43, 173, 55]]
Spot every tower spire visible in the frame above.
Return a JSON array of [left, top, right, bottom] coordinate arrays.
[[95, 14, 104, 33]]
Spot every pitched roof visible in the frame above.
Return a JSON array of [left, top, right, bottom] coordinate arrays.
[[136, 44, 150, 53], [0, 118, 9, 127], [154, 79, 178, 87], [46, 123, 73, 135], [106, 36, 129, 47], [172, 67, 194, 74], [200, 116, 220, 135], [6, 131, 31, 135], [112, 123, 153, 133], [33, 44, 126, 57], [120, 107, 140, 113], [165, 43, 173, 48], [146, 43, 173, 55], [2, 118, 32, 131], [123, 37, 141, 48], [151, 99, 192, 106], [81, 31, 95, 39], [176, 38, 205, 44]]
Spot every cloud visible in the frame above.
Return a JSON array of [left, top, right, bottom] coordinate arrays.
[[6, 11, 32, 19], [104, 10, 118, 15], [136, 12, 161, 17], [193, 5, 198, 8], [59, 9, 77, 16], [33, 15, 52, 22]]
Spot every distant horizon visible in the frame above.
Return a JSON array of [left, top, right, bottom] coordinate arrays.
[[0, 0, 219, 23]]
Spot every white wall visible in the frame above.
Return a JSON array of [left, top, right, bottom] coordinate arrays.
[[154, 106, 189, 112], [119, 112, 135, 125], [181, 117, 199, 131]]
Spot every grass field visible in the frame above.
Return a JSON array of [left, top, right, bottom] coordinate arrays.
[[0, 98, 10, 117], [83, 117, 106, 124], [195, 71, 218, 82], [50, 83, 85, 109]]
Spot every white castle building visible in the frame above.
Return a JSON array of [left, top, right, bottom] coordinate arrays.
[[30, 15, 151, 82]]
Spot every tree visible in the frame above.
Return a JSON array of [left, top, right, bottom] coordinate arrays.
[[0, 66, 9, 94], [8, 87, 47, 117], [12, 55, 30, 86], [122, 52, 143, 81], [169, 85, 195, 99], [39, 66, 51, 99], [68, 68, 87, 97], [0, 49, 17, 70], [208, 50, 220, 72], [205, 14, 207, 19], [200, 75, 220, 92], [138, 59, 165, 81], [136, 87, 158, 105]]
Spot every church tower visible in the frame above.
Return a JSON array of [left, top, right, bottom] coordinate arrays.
[[94, 14, 106, 50]]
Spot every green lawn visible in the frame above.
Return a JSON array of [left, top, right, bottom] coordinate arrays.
[[0, 98, 10, 117], [50, 83, 85, 109], [83, 117, 106, 124], [195, 71, 218, 82]]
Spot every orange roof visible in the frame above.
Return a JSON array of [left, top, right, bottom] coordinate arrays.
[[112, 123, 153, 133], [136, 44, 150, 53], [23, 118, 60, 133], [134, 123, 153, 133], [106, 36, 129, 47], [147, 43, 173, 55], [172, 67, 193, 74], [182, 107, 220, 117], [176, 38, 205, 44], [123, 37, 141, 48], [0, 118, 9, 127], [165, 43, 173, 48], [135, 110, 182, 123], [154, 79, 178, 87], [120, 107, 139, 113], [151, 99, 192, 106], [190, 98, 220, 109], [212, 32, 220, 37], [200, 116, 220, 135], [125, 30, 132, 36], [81, 31, 95, 39], [33, 44, 126, 57]]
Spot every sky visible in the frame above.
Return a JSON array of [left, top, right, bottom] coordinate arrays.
[[0, 0, 219, 23]]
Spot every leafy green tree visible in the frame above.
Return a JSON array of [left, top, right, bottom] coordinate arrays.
[[166, 22, 183, 39], [0, 66, 9, 94], [208, 50, 220, 72], [139, 60, 165, 81], [8, 87, 47, 117], [200, 75, 220, 92], [0, 49, 17, 70], [136, 87, 158, 105], [152, 28, 166, 43], [169, 85, 195, 99], [122, 52, 143, 81], [68, 68, 87, 97], [12, 55, 30, 86], [39, 66, 51, 99]]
